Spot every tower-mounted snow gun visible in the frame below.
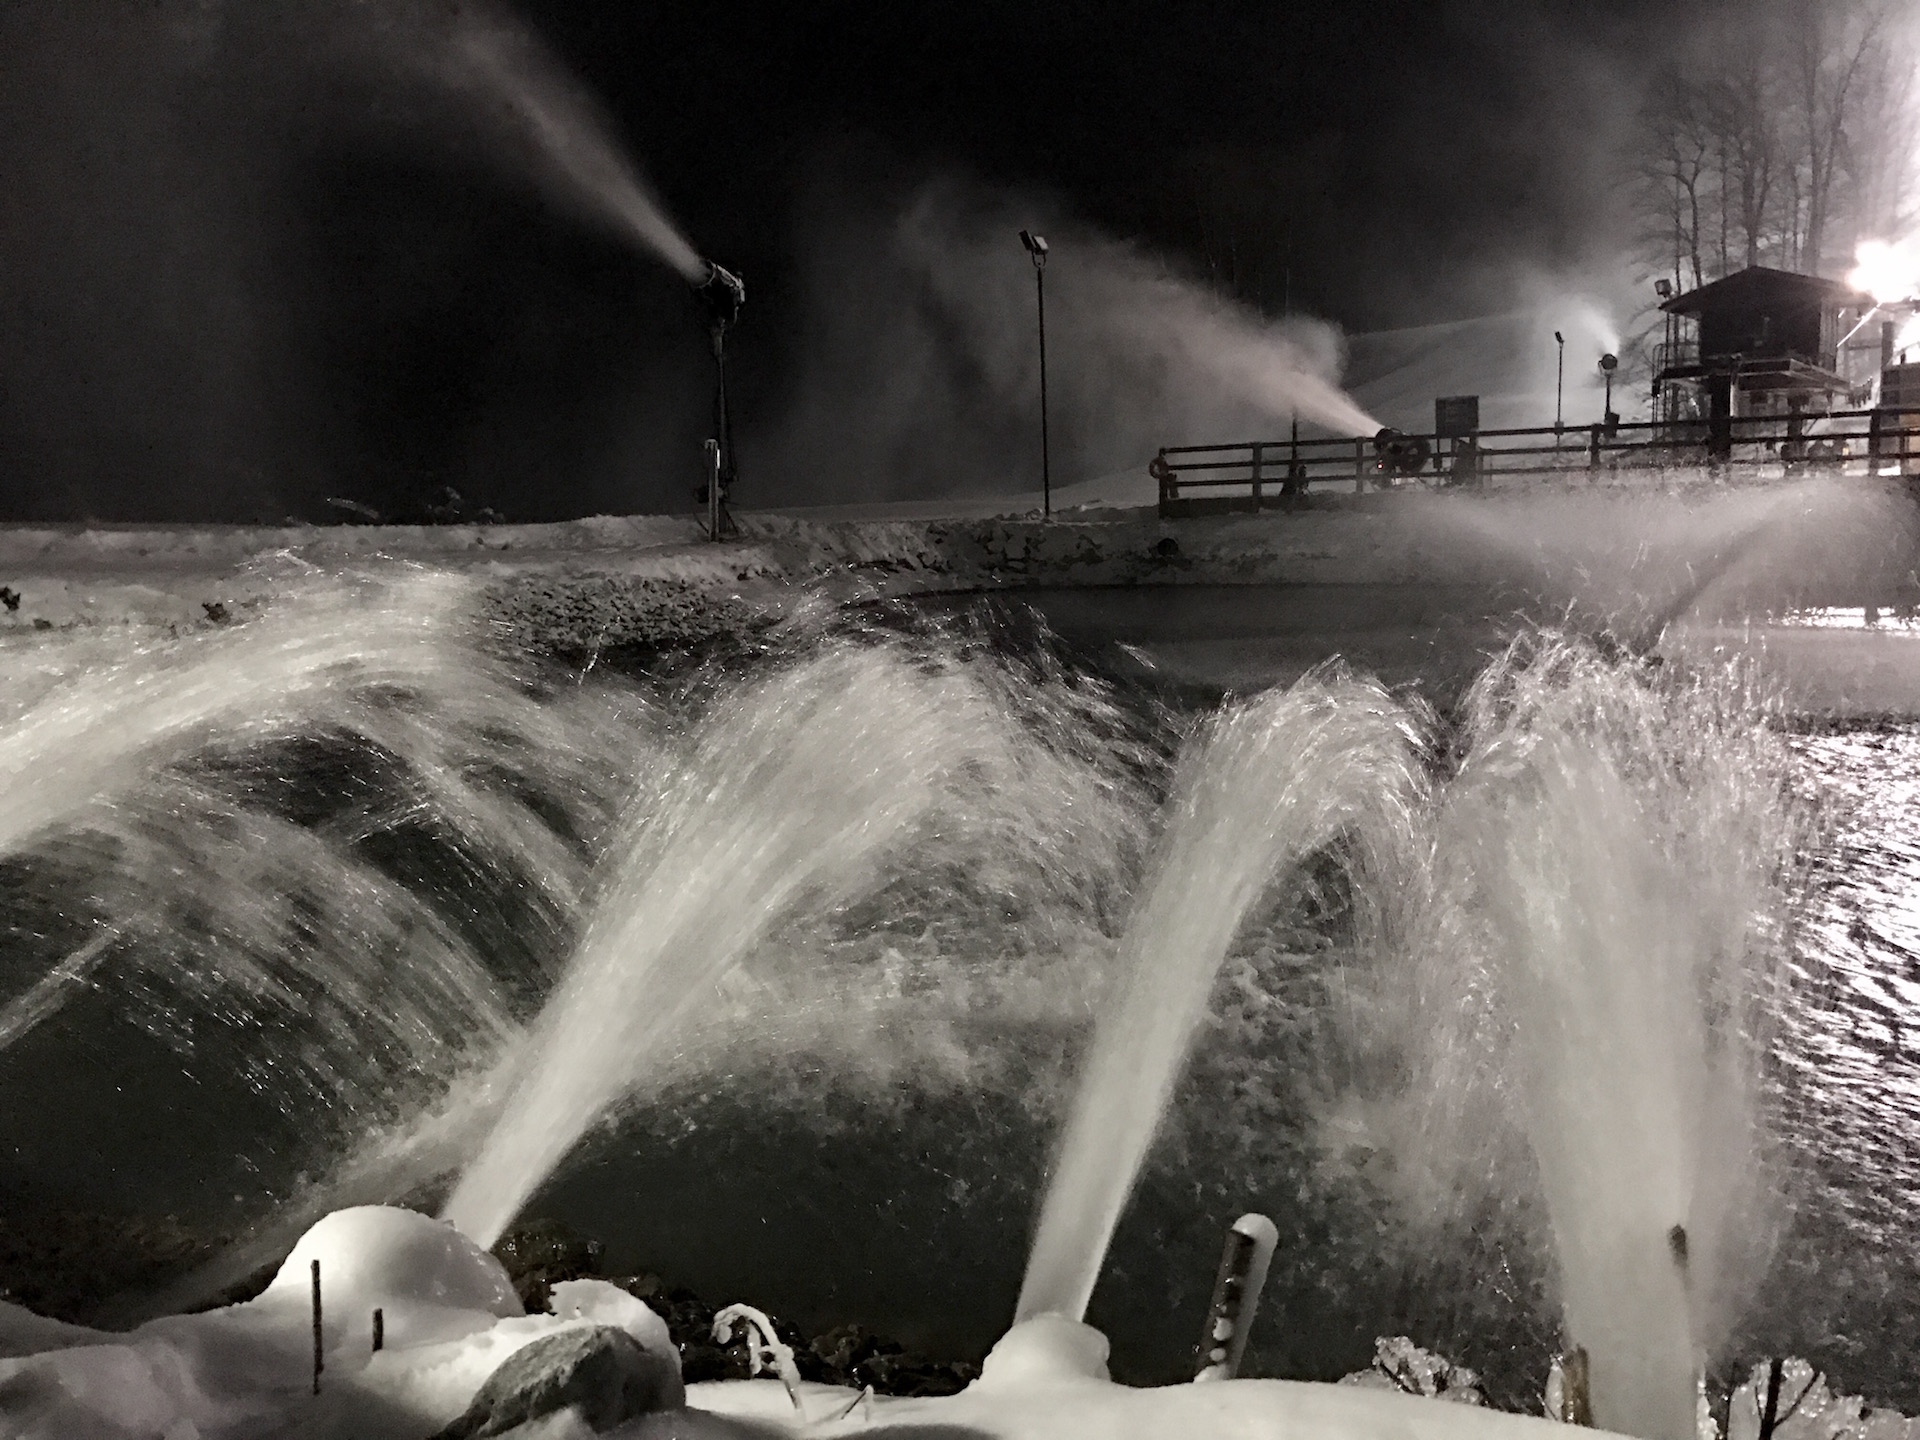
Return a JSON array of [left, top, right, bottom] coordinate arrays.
[[692, 260, 745, 540]]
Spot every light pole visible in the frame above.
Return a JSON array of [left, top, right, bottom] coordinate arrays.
[[1020, 229, 1051, 519], [1599, 352, 1619, 431], [1554, 330, 1565, 434]]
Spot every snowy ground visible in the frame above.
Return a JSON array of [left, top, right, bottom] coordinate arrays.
[[2, 471, 1914, 711], [11, 1206, 1905, 1439], [0, 1205, 1620, 1440]]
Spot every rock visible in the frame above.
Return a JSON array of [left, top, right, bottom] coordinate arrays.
[[434, 1324, 684, 1439]]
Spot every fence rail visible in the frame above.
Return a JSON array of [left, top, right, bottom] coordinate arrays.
[[1151, 406, 1920, 517]]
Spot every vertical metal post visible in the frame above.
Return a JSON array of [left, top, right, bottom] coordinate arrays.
[[372, 1307, 384, 1354], [704, 440, 722, 539], [311, 1259, 323, 1395], [1193, 1214, 1279, 1382], [1249, 442, 1263, 511], [1588, 424, 1602, 469], [1553, 1346, 1593, 1425], [1035, 261, 1051, 520], [1354, 438, 1366, 492]]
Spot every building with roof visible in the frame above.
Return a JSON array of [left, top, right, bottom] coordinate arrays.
[[1652, 265, 1886, 457]]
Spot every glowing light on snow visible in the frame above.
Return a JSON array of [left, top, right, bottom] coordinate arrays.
[[1848, 239, 1920, 305]]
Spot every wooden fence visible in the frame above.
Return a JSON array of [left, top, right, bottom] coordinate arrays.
[[1151, 405, 1920, 517]]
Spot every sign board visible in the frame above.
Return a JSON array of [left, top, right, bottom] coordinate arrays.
[[1435, 395, 1480, 438]]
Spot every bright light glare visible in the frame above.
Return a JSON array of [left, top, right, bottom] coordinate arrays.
[[1898, 313, 1920, 360], [1849, 238, 1920, 304]]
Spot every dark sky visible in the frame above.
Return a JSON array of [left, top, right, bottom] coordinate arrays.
[[0, 0, 1672, 523]]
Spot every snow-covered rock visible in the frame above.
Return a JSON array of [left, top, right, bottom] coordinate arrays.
[[544, 1281, 672, 1369], [428, 1324, 681, 1438]]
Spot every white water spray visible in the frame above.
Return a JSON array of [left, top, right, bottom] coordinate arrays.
[[1016, 671, 1423, 1324], [445, 641, 1067, 1245], [1346, 641, 1796, 1440], [0, 571, 629, 1107]]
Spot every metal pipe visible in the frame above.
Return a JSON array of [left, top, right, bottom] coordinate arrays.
[[690, 261, 744, 539], [311, 1260, 323, 1396], [1035, 260, 1051, 519], [1192, 1214, 1279, 1382], [1553, 1345, 1593, 1425]]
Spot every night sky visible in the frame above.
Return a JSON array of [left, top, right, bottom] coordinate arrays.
[[0, 0, 1679, 522]]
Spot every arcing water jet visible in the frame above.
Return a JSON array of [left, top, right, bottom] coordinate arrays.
[[444, 640, 1072, 1246], [1017, 671, 1424, 1325]]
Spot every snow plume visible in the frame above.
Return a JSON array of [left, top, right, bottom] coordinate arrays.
[[754, 176, 1377, 505], [367, 0, 705, 281]]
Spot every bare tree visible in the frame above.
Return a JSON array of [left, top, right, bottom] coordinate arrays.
[[1631, 1, 1918, 284], [1840, 12, 1920, 248], [1711, 30, 1784, 270], [1790, 2, 1886, 275], [1635, 66, 1718, 289]]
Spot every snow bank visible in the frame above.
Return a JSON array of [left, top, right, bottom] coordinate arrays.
[[0, 1204, 1670, 1440], [0, 1206, 676, 1440]]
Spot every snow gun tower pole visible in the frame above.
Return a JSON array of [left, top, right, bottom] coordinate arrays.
[[693, 260, 745, 541]]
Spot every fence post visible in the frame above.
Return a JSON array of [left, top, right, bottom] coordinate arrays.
[[1249, 443, 1263, 512], [1588, 424, 1601, 469], [1151, 450, 1174, 515], [1354, 438, 1366, 493]]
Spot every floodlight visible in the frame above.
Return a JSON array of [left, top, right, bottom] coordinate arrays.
[[1599, 352, 1619, 372], [1654, 278, 1673, 299], [1020, 230, 1049, 264]]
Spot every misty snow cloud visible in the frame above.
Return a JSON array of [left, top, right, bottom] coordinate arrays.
[[752, 178, 1376, 505]]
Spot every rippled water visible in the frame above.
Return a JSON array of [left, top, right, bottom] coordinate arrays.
[[1752, 726, 1920, 1403]]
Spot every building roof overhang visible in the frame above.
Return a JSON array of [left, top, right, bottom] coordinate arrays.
[[1660, 265, 1872, 317]]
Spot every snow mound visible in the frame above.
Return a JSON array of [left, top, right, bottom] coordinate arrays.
[[976, 1314, 1111, 1389], [547, 1279, 674, 1367], [256, 1205, 521, 1325]]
